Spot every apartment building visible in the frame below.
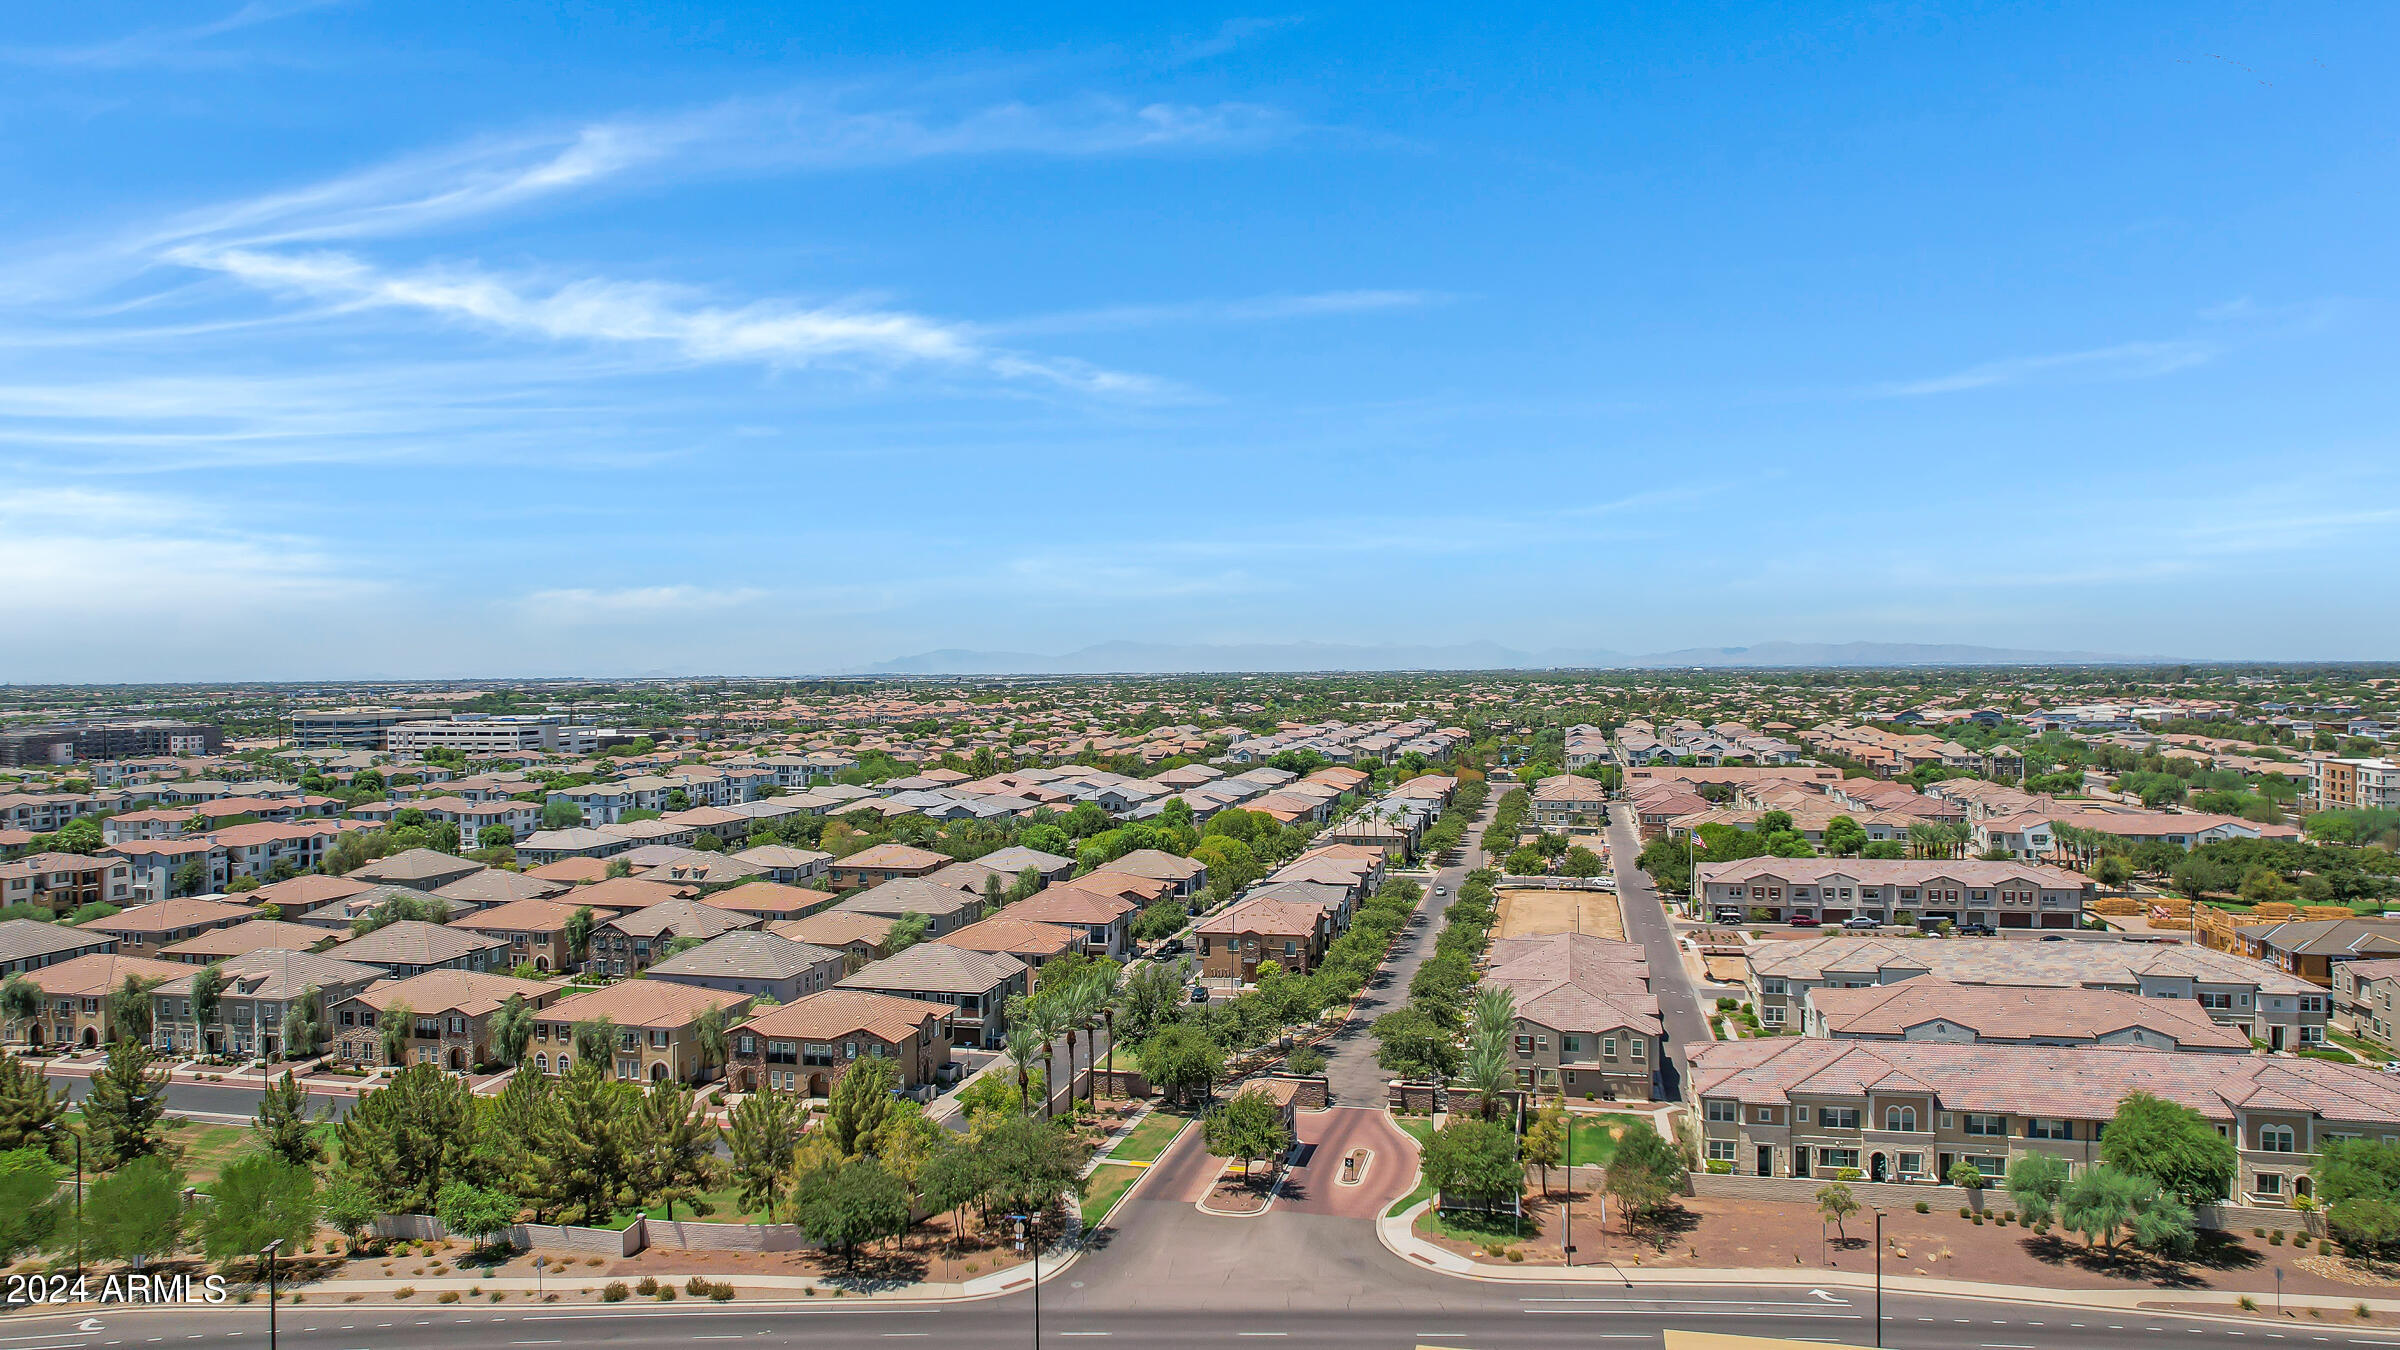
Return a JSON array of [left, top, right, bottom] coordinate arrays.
[[79, 897, 260, 957], [647, 930, 846, 1003], [0, 918, 121, 977], [528, 981, 754, 1083], [836, 943, 1027, 1049], [0, 721, 221, 767], [290, 707, 445, 750], [1699, 858, 2093, 930], [1691, 1037, 2400, 1205], [2309, 756, 2400, 813], [0, 852, 135, 915], [1195, 896, 1332, 981], [1745, 935, 2328, 1048], [730, 988, 955, 1097], [2235, 917, 2400, 988], [1483, 932, 1661, 1101]]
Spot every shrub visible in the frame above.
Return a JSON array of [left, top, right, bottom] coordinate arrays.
[[2254, 1227, 2267, 1238], [602, 1283, 630, 1303], [2321, 1240, 2334, 1255], [438, 1292, 461, 1304], [1705, 1159, 1732, 1174], [2358, 1304, 2373, 1320], [1971, 1215, 1983, 1225], [1507, 1249, 1524, 1262], [2238, 1296, 2257, 1312], [1914, 1200, 1929, 1214], [686, 1276, 711, 1295], [707, 1282, 735, 1302], [2270, 1230, 2284, 1246], [636, 1276, 660, 1296], [395, 1288, 416, 1300], [1959, 1207, 1972, 1218]]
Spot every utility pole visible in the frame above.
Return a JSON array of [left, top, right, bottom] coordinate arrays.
[[1562, 1108, 1574, 1268]]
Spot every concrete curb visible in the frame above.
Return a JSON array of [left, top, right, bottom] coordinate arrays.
[[1372, 1197, 2400, 1317]]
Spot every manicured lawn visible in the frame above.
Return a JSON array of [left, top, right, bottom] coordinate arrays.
[[1385, 1116, 1439, 1217], [1564, 1112, 1648, 1168], [1082, 1163, 1144, 1231], [1106, 1109, 1189, 1164], [164, 1119, 254, 1186], [637, 1183, 770, 1225], [1416, 1203, 1529, 1246], [2328, 1027, 2396, 1065]]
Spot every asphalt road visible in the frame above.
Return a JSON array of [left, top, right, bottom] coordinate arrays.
[[1605, 813, 1710, 1102]]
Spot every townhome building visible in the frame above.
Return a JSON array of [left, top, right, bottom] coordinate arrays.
[[1699, 858, 2093, 930], [941, 914, 1081, 974], [2336, 959, 2400, 1051], [211, 821, 351, 883], [0, 918, 121, 977], [329, 969, 560, 1070], [826, 843, 953, 891], [450, 896, 620, 973], [1195, 896, 1332, 982], [151, 949, 384, 1059], [346, 848, 488, 892], [1803, 978, 2254, 1051], [106, 837, 228, 903], [2236, 918, 2400, 988], [22, 952, 186, 1049], [1745, 935, 2329, 1048], [830, 876, 985, 937], [590, 897, 758, 977], [729, 988, 955, 1097], [1005, 887, 1137, 958], [729, 844, 833, 885], [646, 929, 846, 1003], [514, 827, 636, 865], [1529, 774, 1610, 830], [973, 845, 1076, 887], [836, 943, 1027, 1049], [1691, 1037, 2400, 1205], [527, 980, 754, 1083], [329, 919, 510, 978], [1482, 932, 1661, 1101], [158, 919, 334, 964], [768, 912, 894, 973], [79, 897, 260, 957], [0, 852, 135, 915]]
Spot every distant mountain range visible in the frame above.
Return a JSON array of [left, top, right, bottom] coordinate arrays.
[[862, 639, 2163, 675]]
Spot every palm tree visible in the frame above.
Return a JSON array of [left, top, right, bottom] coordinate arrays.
[[1026, 989, 1070, 1118], [1003, 1018, 1044, 1117], [1459, 1038, 1516, 1122]]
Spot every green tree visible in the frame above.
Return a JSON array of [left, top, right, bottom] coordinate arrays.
[[1522, 1103, 1565, 1195], [0, 974, 40, 1044], [1603, 1120, 1688, 1231], [489, 994, 535, 1068], [1141, 1023, 1223, 1107], [1815, 1182, 1861, 1239], [1559, 846, 1606, 879], [1204, 1087, 1293, 1181], [886, 910, 932, 954], [975, 1114, 1087, 1218], [564, 905, 598, 966], [334, 1060, 481, 1215], [201, 1154, 318, 1276], [435, 1180, 521, 1250], [0, 1148, 63, 1266], [108, 974, 159, 1044], [1371, 1005, 1462, 1081], [1947, 1160, 1986, 1195], [190, 963, 228, 1043], [2005, 1151, 2071, 1226], [528, 1058, 633, 1224], [85, 1037, 170, 1168], [692, 1003, 731, 1080], [539, 798, 586, 830], [1423, 1116, 1521, 1209], [172, 861, 208, 898], [918, 1140, 988, 1245], [2099, 1091, 2236, 1207], [2058, 1165, 2154, 1249], [0, 1055, 69, 1152], [378, 1000, 415, 1067], [253, 1069, 324, 1166], [826, 1055, 899, 1158], [82, 1154, 187, 1270], [1822, 816, 1869, 857], [627, 1080, 719, 1219], [790, 1156, 910, 1263], [318, 1175, 379, 1256], [727, 1088, 805, 1217]]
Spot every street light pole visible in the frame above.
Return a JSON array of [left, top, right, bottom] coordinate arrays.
[[262, 1238, 284, 1350], [1873, 1209, 1884, 1348]]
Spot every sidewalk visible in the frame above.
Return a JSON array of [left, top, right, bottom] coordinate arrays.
[[1375, 1198, 2400, 1318]]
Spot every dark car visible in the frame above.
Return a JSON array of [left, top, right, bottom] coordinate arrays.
[[1956, 921, 1996, 936], [1188, 985, 1211, 1003]]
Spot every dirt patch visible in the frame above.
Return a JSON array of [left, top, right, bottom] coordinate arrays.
[[1205, 1167, 1276, 1216], [1415, 1189, 2368, 1297], [1495, 888, 1624, 942], [1703, 955, 1748, 983]]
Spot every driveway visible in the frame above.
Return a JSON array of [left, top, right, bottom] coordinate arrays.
[[1605, 811, 1710, 1101], [1316, 793, 1499, 1107], [1276, 1106, 1415, 1218]]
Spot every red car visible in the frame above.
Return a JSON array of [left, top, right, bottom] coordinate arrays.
[[1785, 915, 1822, 928]]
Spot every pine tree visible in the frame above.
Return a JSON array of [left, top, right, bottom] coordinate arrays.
[[0, 1055, 69, 1153], [85, 1038, 170, 1168], [825, 1055, 897, 1158], [107, 975, 157, 1044], [334, 1061, 479, 1214], [474, 1064, 555, 1215], [253, 1069, 324, 1166], [628, 1080, 719, 1220], [530, 1059, 631, 1224], [726, 1089, 803, 1217]]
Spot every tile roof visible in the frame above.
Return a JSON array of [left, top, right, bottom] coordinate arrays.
[[1747, 934, 2318, 995], [839, 942, 1026, 995], [536, 979, 749, 1029], [25, 952, 186, 997], [737, 988, 952, 1044], [348, 969, 555, 1017], [158, 919, 331, 961], [645, 929, 844, 982], [1805, 978, 2253, 1049], [602, 897, 754, 941], [333, 919, 507, 966]]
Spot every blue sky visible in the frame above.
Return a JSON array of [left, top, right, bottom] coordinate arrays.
[[4, 2, 2395, 680]]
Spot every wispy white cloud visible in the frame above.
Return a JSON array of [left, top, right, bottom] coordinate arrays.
[[0, 484, 374, 620], [0, 0, 343, 69], [1866, 338, 2219, 398], [519, 585, 769, 621], [163, 246, 1175, 397], [1165, 16, 1304, 66], [986, 289, 1444, 337]]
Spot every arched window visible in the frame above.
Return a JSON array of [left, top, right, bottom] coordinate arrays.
[[2260, 1125, 2296, 1153], [534, 1053, 548, 1071], [1885, 1106, 1918, 1132]]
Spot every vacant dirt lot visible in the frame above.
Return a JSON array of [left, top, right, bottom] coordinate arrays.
[[1494, 887, 1625, 942]]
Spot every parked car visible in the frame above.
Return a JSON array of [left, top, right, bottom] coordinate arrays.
[[1155, 938, 1185, 957], [1955, 921, 1996, 936], [1713, 908, 1747, 924], [1188, 985, 1211, 1003], [1786, 915, 1821, 928], [1842, 915, 1881, 930], [1433, 886, 1447, 896]]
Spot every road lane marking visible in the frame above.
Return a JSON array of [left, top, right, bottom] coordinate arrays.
[[509, 1341, 563, 1345]]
